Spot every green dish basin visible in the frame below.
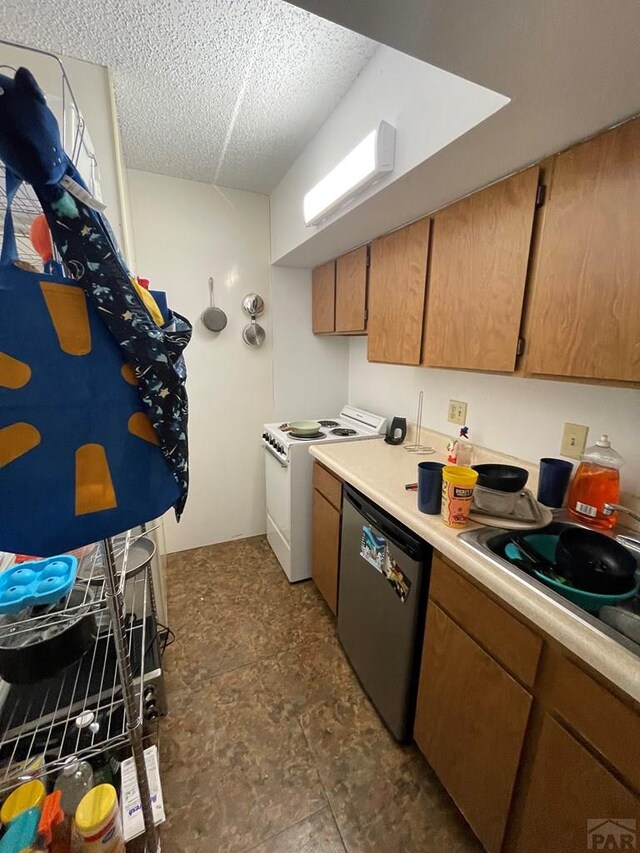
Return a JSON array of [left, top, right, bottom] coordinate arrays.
[[522, 533, 640, 613]]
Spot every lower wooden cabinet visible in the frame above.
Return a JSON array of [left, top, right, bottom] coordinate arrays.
[[311, 490, 340, 613], [414, 601, 532, 852], [512, 715, 640, 853], [311, 463, 342, 613], [414, 554, 640, 852]]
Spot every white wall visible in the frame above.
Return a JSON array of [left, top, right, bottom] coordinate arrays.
[[348, 338, 640, 494], [270, 44, 508, 264], [270, 266, 349, 421], [127, 170, 273, 553], [0, 44, 126, 249]]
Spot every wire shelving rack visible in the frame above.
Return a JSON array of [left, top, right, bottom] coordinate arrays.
[[0, 39, 162, 852]]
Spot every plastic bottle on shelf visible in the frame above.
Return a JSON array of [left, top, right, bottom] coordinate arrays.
[[75, 784, 125, 853], [54, 758, 94, 817], [447, 427, 473, 466], [566, 434, 623, 529]]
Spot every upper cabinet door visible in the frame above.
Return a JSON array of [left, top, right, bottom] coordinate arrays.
[[311, 261, 336, 334], [423, 167, 539, 373], [335, 246, 368, 334], [525, 117, 640, 383], [367, 218, 430, 365]]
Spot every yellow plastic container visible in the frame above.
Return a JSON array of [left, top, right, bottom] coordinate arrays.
[[75, 784, 124, 852], [441, 466, 478, 528], [0, 779, 46, 825]]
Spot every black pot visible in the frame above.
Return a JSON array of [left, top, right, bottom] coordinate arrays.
[[472, 464, 529, 493], [556, 528, 638, 595], [0, 586, 97, 684]]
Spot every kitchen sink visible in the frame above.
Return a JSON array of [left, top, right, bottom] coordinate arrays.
[[459, 518, 640, 658]]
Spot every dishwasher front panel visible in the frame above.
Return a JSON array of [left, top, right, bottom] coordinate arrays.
[[337, 488, 431, 741]]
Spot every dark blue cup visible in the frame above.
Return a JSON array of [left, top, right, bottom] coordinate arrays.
[[537, 458, 574, 508], [418, 462, 445, 514]]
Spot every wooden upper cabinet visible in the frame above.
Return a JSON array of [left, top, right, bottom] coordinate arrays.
[[414, 602, 533, 853], [311, 261, 336, 334], [335, 245, 368, 334], [525, 117, 640, 383], [367, 218, 430, 365], [512, 715, 640, 853], [423, 167, 539, 372]]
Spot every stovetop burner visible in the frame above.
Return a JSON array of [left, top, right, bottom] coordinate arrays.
[[290, 432, 326, 441], [319, 420, 339, 428], [331, 428, 357, 436]]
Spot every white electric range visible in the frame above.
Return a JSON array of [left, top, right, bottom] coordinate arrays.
[[262, 406, 387, 582]]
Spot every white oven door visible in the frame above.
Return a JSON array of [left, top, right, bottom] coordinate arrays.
[[264, 446, 292, 577]]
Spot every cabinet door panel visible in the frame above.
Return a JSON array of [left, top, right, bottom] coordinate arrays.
[[429, 555, 542, 687], [414, 602, 532, 853], [526, 117, 640, 382], [424, 167, 539, 372], [367, 218, 430, 364], [336, 246, 367, 333], [312, 489, 340, 614], [513, 715, 640, 853], [312, 261, 336, 334], [312, 462, 342, 512]]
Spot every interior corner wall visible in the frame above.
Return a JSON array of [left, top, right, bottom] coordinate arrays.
[[270, 266, 349, 421], [0, 43, 126, 248], [348, 338, 640, 493], [127, 169, 273, 553]]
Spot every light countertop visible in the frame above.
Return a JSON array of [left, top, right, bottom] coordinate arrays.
[[309, 436, 640, 704]]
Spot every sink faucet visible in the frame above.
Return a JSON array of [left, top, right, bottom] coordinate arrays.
[[603, 503, 640, 523]]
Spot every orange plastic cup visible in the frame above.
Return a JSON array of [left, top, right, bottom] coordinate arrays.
[[441, 466, 478, 528]]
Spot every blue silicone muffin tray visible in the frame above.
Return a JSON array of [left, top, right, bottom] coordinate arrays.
[[0, 555, 78, 614]]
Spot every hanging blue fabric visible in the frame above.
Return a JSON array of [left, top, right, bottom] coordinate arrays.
[[0, 66, 192, 528], [0, 66, 191, 555], [0, 178, 181, 555]]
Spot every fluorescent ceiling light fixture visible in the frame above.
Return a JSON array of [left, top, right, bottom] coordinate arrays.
[[303, 121, 396, 227]]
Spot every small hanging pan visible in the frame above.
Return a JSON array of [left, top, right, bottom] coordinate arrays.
[[201, 277, 228, 332]]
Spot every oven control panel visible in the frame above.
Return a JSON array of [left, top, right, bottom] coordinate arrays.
[[262, 431, 289, 464]]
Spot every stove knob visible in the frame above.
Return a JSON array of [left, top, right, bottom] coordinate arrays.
[[277, 443, 284, 454], [269, 437, 276, 446], [262, 431, 268, 441]]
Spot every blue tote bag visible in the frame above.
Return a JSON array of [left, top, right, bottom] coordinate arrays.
[[0, 204, 180, 556]]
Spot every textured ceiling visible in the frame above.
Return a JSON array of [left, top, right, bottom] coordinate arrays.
[[0, 0, 377, 193]]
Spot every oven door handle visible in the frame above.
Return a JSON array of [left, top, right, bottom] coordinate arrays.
[[263, 442, 288, 467]]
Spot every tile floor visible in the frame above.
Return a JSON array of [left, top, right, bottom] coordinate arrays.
[[159, 536, 481, 852]]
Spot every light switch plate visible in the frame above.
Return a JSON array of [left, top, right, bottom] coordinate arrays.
[[448, 400, 468, 425], [561, 423, 589, 459]]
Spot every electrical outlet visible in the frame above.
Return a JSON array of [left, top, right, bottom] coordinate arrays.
[[560, 423, 589, 460], [448, 400, 468, 426]]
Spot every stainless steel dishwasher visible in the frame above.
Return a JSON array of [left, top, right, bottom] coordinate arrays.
[[338, 484, 432, 741]]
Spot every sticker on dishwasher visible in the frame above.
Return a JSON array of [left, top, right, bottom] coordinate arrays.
[[361, 525, 386, 574], [384, 556, 411, 603], [360, 526, 411, 603]]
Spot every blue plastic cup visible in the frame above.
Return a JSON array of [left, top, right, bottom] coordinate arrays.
[[418, 462, 445, 514], [537, 458, 574, 508]]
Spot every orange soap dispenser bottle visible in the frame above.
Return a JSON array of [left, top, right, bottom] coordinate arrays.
[[566, 434, 622, 529]]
